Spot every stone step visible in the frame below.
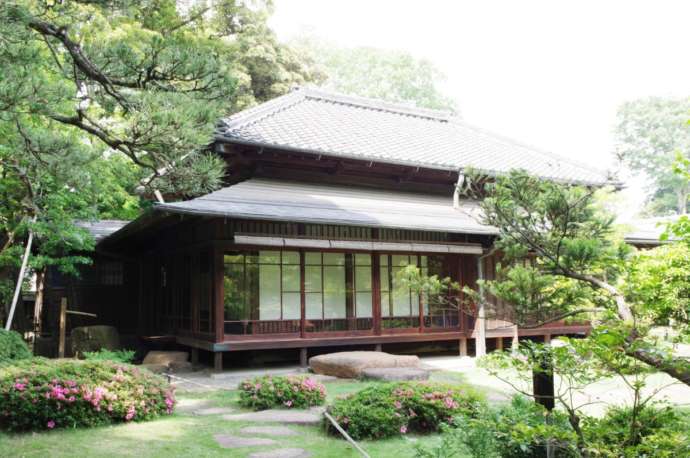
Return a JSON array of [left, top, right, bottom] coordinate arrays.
[[249, 448, 311, 458], [222, 407, 324, 425], [240, 426, 297, 436], [213, 434, 276, 449]]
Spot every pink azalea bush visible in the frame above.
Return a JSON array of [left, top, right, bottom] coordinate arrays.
[[326, 382, 485, 440], [0, 358, 175, 431], [238, 375, 326, 410]]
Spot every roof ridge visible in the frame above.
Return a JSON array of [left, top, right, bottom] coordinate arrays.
[[299, 86, 454, 121], [451, 119, 611, 180], [217, 90, 307, 132]]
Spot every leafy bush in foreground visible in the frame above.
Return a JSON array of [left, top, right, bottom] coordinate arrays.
[[238, 375, 326, 410], [327, 382, 485, 440], [0, 358, 175, 431], [83, 349, 136, 364], [0, 330, 31, 366]]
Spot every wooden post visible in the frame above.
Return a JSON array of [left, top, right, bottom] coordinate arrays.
[[372, 253, 381, 336], [300, 252, 306, 338], [496, 337, 504, 351], [475, 255, 487, 357], [191, 348, 199, 365], [512, 325, 520, 353], [300, 348, 308, 368], [58, 297, 67, 358], [459, 337, 468, 356], [544, 333, 552, 344], [214, 352, 223, 372]]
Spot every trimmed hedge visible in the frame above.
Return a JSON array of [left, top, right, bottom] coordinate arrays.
[[238, 375, 326, 410], [327, 382, 485, 440], [0, 329, 31, 366], [0, 358, 175, 431]]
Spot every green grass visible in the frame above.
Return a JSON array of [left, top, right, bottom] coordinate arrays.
[[0, 376, 472, 458]]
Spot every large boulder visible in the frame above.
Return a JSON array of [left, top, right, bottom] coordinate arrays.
[[360, 367, 430, 381], [141, 351, 191, 373], [309, 351, 420, 379], [71, 325, 120, 357]]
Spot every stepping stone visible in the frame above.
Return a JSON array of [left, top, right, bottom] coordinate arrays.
[[310, 351, 420, 378], [249, 448, 311, 458], [213, 434, 276, 449], [175, 398, 212, 414], [222, 407, 324, 425], [240, 426, 297, 436], [360, 367, 430, 381], [193, 407, 235, 416]]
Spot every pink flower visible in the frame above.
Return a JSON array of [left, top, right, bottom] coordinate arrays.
[[393, 400, 402, 409], [400, 425, 407, 434], [13, 383, 26, 391], [284, 400, 293, 407], [47, 420, 55, 429], [443, 397, 458, 409]]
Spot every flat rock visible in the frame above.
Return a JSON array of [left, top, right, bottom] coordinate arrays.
[[169, 361, 194, 373], [214, 434, 276, 448], [240, 426, 297, 436], [249, 448, 311, 458], [140, 363, 167, 374], [194, 406, 235, 416], [222, 407, 324, 425], [175, 398, 212, 414], [309, 351, 420, 378], [360, 367, 430, 381], [142, 351, 188, 366]]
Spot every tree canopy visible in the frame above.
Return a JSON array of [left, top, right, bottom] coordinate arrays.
[[615, 96, 690, 215], [0, 0, 319, 319], [293, 36, 456, 111]]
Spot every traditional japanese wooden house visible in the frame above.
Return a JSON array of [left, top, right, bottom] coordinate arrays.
[[46, 88, 610, 369]]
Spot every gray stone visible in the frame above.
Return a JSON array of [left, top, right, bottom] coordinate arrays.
[[240, 426, 297, 436], [360, 367, 430, 381], [249, 448, 311, 458], [142, 351, 189, 365], [194, 406, 235, 416], [175, 398, 212, 414], [169, 360, 194, 373], [71, 325, 120, 357], [309, 351, 420, 378], [140, 363, 167, 374], [222, 407, 324, 425], [214, 434, 276, 448]]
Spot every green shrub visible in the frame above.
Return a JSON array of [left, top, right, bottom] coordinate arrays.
[[0, 358, 175, 431], [83, 349, 136, 364], [415, 396, 578, 458], [0, 329, 31, 365], [585, 405, 690, 458], [238, 375, 326, 410], [327, 382, 485, 440]]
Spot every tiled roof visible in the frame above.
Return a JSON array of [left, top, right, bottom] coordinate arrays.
[[623, 216, 679, 245], [216, 87, 612, 186], [156, 178, 496, 235], [76, 220, 130, 242]]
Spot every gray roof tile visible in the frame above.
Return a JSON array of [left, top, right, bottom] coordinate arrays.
[[216, 87, 612, 186]]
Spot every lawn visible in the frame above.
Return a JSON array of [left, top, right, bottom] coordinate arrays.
[[0, 373, 471, 458]]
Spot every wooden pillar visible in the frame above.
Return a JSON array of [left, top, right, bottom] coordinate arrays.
[[300, 348, 308, 368], [372, 253, 382, 336], [300, 252, 306, 338], [58, 297, 67, 358], [213, 352, 223, 372], [459, 337, 468, 356], [475, 255, 487, 357], [191, 348, 199, 365], [214, 246, 224, 343], [496, 337, 504, 351], [544, 333, 552, 344]]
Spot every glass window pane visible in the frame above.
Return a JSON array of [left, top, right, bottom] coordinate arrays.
[[224, 252, 244, 264], [224, 263, 246, 320], [381, 292, 391, 316], [282, 292, 301, 320], [355, 253, 371, 266], [258, 251, 280, 264], [305, 252, 321, 265], [282, 251, 300, 265], [306, 293, 322, 319], [356, 292, 373, 318], [282, 265, 300, 292], [410, 292, 420, 316], [410, 255, 418, 266], [323, 253, 345, 266], [305, 266, 322, 292], [323, 265, 346, 318], [392, 269, 410, 316], [259, 264, 280, 320], [380, 254, 389, 266], [392, 255, 409, 266], [421, 256, 428, 268], [380, 266, 390, 292], [355, 266, 372, 291]]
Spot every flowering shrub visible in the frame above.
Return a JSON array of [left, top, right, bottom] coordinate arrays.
[[238, 375, 326, 410], [0, 330, 31, 366], [0, 358, 175, 431], [327, 382, 485, 440]]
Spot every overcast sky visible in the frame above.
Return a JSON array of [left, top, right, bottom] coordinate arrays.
[[270, 0, 690, 219]]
